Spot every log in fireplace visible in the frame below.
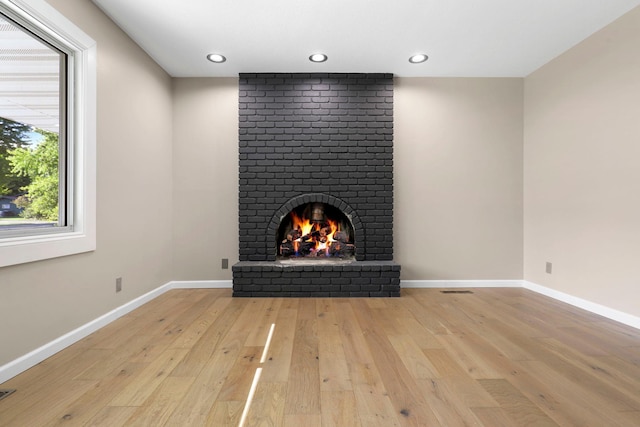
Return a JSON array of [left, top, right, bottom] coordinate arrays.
[[232, 73, 400, 297], [278, 202, 355, 259]]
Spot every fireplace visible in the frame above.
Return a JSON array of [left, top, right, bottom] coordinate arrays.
[[233, 73, 400, 297]]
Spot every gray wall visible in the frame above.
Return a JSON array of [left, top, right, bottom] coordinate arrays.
[[172, 78, 238, 281], [524, 6, 640, 316], [395, 78, 524, 280], [0, 0, 174, 366]]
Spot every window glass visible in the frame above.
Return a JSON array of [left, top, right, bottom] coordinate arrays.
[[0, 11, 66, 235], [0, 0, 95, 268]]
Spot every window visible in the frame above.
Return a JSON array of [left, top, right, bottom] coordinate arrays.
[[0, 0, 95, 267]]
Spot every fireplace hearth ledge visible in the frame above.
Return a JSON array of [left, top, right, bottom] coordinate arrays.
[[232, 260, 401, 298]]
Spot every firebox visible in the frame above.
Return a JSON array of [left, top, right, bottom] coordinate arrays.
[[232, 73, 400, 297], [277, 202, 355, 259]]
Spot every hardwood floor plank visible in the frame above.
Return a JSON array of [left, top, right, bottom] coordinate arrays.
[[351, 299, 443, 426], [435, 332, 504, 379], [46, 362, 144, 426], [81, 291, 193, 351], [169, 293, 233, 349], [421, 376, 500, 427], [161, 342, 242, 425], [169, 297, 246, 377], [495, 359, 606, 426], [404, 290, 461, 335], [0, 346, 104, 422], [108, 348, 188, 407], [2, 288, 639, 426], [123, 376, 195, 426], [320, 390, 361, 427], [476, 318, 539, 361], [114, 291, 218, 367], [163, 297, 261, 425], [74, 338, 161, 381], [316, 302, 352, 391], [285, 299, 321, 415], [243, 381, 286, 426], [593, 354, 640, 390], [539, 337, 640, 406], [335, 302, 388, 393], [243, 298, 282, 347], [518, 359, 640, 426], [394, 315, 443, 350], [353, 384, 402, 427], [216, 346, 263, 402], [387, 334, 440, 379], [477, 378, 559, 427], [2, 379, 97, 427], [422, 347, 468, 378], [505, 331, 640, 412], [260, 305, 298, 383], [411, 378, 472, 427], [615, 345, 640, 366], [471, 406, 523, 427], [283, 414, 321, 426], [206, 401, 243, 427], [83, 406, 138, 427]]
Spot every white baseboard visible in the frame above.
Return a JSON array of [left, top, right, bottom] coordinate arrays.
[[401, 279, 640, 330], [401, 279, 523, 288], [3, 278, 638, 384], [0, 282, 173, 384], [0, 280, 232, 384], [522, 280, 640, 330]]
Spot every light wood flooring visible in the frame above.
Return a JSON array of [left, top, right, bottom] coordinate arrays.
[[1, 288, 639, 426]]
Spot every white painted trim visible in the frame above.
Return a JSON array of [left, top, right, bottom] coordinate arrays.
[[523, 281, 640, 330], [3, 277, 638, 383], [0, 280, 232, 383], [401, 279, 523, 288], [0, 0, 97, 267], [0, 282, 172, 384], [168, 280, 233, 289]]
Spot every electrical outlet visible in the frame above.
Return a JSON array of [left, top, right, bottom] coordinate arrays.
[[116, 277, 122, 292], [221, 258, 229, 269], [545, 262, 552, 274]]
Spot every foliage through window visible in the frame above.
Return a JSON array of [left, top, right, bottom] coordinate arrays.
[[0, 0, 95, 268]]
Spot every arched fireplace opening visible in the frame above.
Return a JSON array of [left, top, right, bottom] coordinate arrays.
[[277, 202, 355, 259]]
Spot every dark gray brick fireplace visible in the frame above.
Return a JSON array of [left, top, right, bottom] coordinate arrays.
[[233, 73, 400, 297]]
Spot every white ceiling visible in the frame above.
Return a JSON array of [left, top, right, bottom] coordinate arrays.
[[92, 0, 640, 78]]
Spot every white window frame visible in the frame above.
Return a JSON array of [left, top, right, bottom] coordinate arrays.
[[0, 0, 96, 267]]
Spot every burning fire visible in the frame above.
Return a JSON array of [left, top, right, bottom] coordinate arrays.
[[290, 212, 339, 256], [279, 205, 355, 259]]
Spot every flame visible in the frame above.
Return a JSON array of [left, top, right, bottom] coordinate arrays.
[[290, 212, 340, 255], [291, 212, 315, 237]]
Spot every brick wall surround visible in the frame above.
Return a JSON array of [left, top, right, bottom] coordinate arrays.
[[234, 73, 400, 297]]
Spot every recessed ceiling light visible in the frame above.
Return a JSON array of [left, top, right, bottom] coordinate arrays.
[[409, 54, 428, 64], [309, 53, 328, 63], [207, 53, 226, 63]]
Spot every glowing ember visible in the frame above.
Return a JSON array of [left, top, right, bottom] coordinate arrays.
[[279, 206, 354, 258]]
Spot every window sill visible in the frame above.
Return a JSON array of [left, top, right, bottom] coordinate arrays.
[[0, 230, 96, 267], [0, 0, 96, 268]]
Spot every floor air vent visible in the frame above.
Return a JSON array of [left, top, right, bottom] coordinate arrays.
[[0, 389, 16, 401], [440, 290, 474, 294]]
